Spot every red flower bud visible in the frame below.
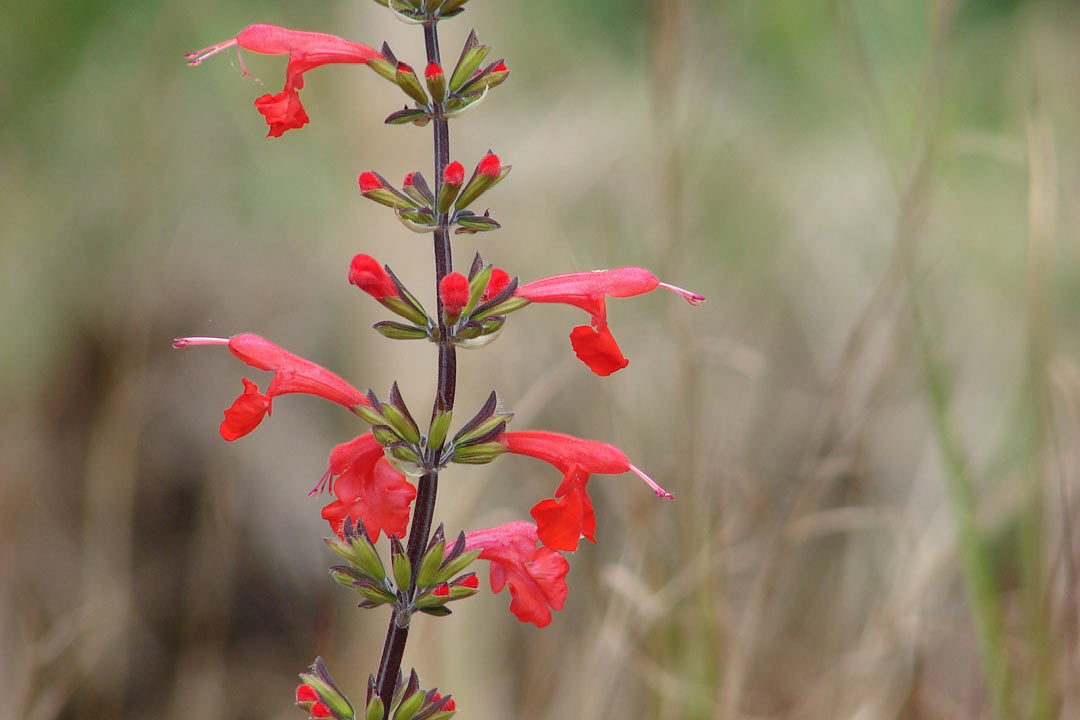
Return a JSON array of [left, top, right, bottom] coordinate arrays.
[[492, 61, 507, 73], [296, 685, 319, 707], [433, 583, 450, 597], [460, 574, 479, 589], [443, 161, 465, 186], [425, 62, 443, 80], [403, 171, 415, 187], [310, 702, 332, 719], [349, 254, 397, 299], [432, 693, 457, 711], [440, 273, 470, 315], [396, 61, 413, 74], [358, 172, 383, 193], [477, 152, 501, 177], [483, 268, 510, 301]]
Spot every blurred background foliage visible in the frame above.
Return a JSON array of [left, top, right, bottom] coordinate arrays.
[[2, 0, 1079, 718]]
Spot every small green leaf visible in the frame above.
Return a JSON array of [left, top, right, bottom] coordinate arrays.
[[374, 321, 430, 341], [427, 411, 453, 452]]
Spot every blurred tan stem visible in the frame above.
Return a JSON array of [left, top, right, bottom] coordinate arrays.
[[77, 328, 148, 716], [647, 0, 720, 717], [1021, 97, 1057, 720]]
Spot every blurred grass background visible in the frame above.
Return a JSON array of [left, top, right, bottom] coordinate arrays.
[[2, 0, 1080, 718]]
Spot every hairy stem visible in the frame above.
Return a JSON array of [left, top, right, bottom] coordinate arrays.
[[374, 19, 455, 717]]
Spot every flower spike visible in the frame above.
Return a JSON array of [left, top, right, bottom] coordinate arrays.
[[516, 267, 705, 376], [186, 24, 382, 137], [173, 334, 369, 440]]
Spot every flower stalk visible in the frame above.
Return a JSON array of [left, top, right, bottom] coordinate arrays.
[[374, 19, 454, 717], [181, 3, 703, 717]]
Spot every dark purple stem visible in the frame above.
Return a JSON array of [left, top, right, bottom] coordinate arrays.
[[374, 19, 455, 718]]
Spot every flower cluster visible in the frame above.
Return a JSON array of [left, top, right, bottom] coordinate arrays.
[[175, 330, 684, 624], [182, 3, 702, 717]]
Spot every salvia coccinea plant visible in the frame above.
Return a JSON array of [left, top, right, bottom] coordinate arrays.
[[177, 3, 704, 718]]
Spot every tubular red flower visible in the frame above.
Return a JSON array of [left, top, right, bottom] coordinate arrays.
[[464, 521, 569, 627], [318, 433, 417, 541], [186, 24, 382, 137], [516, 267, 704, 376], [499, 430, 672, 550], [439, 273, 470, 315], [173, 334, 369, 440], [349, 254, 397, 299]]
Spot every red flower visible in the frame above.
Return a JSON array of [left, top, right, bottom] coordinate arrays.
[[465, 521, 569, 627], [516, 267, 704, 376], [349, 254, 397, 299], [186, 24, 382, 137], [317, 433, 417, 541], [439, 273, 470, 316], [498, 430, 673, 551], [310, 702, 332, 719], [425, 62, 444, 80], [173, 334, 369, 441]]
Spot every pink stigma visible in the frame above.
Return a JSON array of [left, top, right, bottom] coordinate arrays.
[[172, 336, 229, 349], [629, 464, 674, 500], [658, 282, 705, 307]]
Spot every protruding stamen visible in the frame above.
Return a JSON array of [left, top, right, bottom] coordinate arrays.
[[309, 468, 333, 497], [658, 282, 705, 307], [629, 463, 674, 500], [185, 38, 239, 66], [172, 336, 229, 349]]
